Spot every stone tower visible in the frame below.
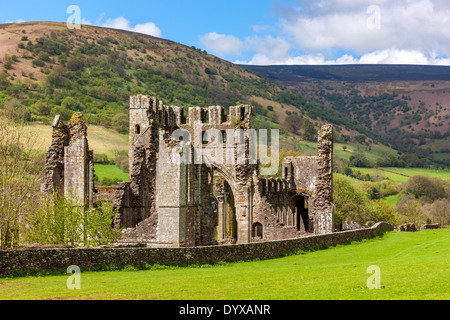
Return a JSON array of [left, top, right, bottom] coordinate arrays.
[[41, 112, 94, 207]]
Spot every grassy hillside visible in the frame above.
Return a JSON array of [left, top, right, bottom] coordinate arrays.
[[243, 65, 450, 168], [0, 21, 408, 168], [1, 229, 448, 300], [350, 167, 450, 183], [0, 21, 309, 129], [2, 21, 446, 178], [28, 122, 129, 158]]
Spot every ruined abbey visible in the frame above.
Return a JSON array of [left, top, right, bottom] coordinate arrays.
[[41, 95, 335, 247]]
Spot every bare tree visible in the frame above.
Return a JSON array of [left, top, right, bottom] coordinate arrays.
[[0, 115, 39, 249]]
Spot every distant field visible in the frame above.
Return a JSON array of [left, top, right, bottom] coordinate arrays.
[[382, 167, 450, 180], [28, 123, 129, 159], [94, 164, 129, 182], [334, 142, 399, 163], [1, 230, 448, 300], [350, 167, 409, 183], [350, 167, 450, 183], [383, 194, 399, 207]]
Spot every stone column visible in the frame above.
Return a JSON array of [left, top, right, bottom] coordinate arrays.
[[314, 124, 335, 234], [64, 113, 93, 207], [215, 178, 226, 242]]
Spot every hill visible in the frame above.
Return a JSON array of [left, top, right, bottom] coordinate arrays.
[[243, 64, 450, 168], [0, 21, 446, 170], [241, 64, 450, 82], [0, 22, 342, 141]]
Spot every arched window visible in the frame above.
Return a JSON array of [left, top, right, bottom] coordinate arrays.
[[135, 124, 141, 134], [252, 222, 263, 238], [222, 130, 227, 143], [240, 107, 245, 120], [202, 131, 208, 144]]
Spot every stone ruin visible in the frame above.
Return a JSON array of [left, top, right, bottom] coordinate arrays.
[[41, 95, 335, 247]]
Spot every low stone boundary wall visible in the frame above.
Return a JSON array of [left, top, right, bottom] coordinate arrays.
[[0, 222, 393, 277]]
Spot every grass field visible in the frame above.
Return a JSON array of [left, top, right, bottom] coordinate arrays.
[[350, 167, 450, 184], [94, 164, 129, 182], [28, 123, 129, 159], [1, 230, 448, 300], [334, 142, 399, 163], [382, 167, 450, 180], [383, 194, 399, 207]]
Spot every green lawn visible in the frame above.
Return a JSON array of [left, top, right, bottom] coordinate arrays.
[[334, 142, 399, 163], [382, 167, 450, 180], [383, 194, 399, 207], [350, 167, 450, 184], [28, 123, 129, 159], [1, 230, 448, 300], [94, 164, 129, 182]]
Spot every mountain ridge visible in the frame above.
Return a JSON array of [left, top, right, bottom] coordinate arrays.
[[0, 21, 447, 168]]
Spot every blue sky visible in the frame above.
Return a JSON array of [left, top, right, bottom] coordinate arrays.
[[2, 0, 450, 65]]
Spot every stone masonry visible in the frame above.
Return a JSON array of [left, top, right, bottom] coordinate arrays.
[[41, 112, 95, 207], [41, 95, 335, 248]]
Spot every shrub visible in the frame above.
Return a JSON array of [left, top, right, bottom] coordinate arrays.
[[333, 174, 377, 227], [21, 193, 122, 247], [67, 53, 85, 71], [32, 59, 46, 67], [404, 175, 447, 202]]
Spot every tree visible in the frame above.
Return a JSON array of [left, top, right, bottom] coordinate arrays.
[[343, 167, 353, 177], [61, 96, 79, 111], [0, 70, 10, 90], [33, 101, 52, 116], [421, 198, 450, 225], [371, 199, 398, 224], [284, 114, 303, 134], [22, 193, 122, 247], [50, 105, 72, 121], [396, 194, 425, 225], [333, 174, 377, 228], [67, 53, 86, 71], [0, 115, 39, 249], [404, 175, 447, 202], [302, 118, 316, 141], [111, 113, 129, 133]]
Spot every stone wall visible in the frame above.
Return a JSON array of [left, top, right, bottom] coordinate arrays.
[[0, 222, 393, 277], [41, 113, 94, 206]]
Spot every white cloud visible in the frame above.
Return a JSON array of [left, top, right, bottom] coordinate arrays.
[[81, 18, 92, 25], [101, 16, 162, 38], [3, 19, 25, 23], [133, 22, 162, 37], [280, 0, 450, 56], [236, 49, 450, 66], [236, 53, 356, 65], [211, 0, 450, 66], [199, 32, 243, 56], [244, 36, 291, 61], [252, 25, 274, 33]]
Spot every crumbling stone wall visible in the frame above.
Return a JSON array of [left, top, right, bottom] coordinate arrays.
[[41, 95, 336, 248], [40, 115, 70, 195], [314, 125, 334, 234], [41, 113, 94, 206], [0, 222, 394, 277]]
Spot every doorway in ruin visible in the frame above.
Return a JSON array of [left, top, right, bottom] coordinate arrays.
[[213, 172, 237, 244], [293, 195, 309, 232]]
